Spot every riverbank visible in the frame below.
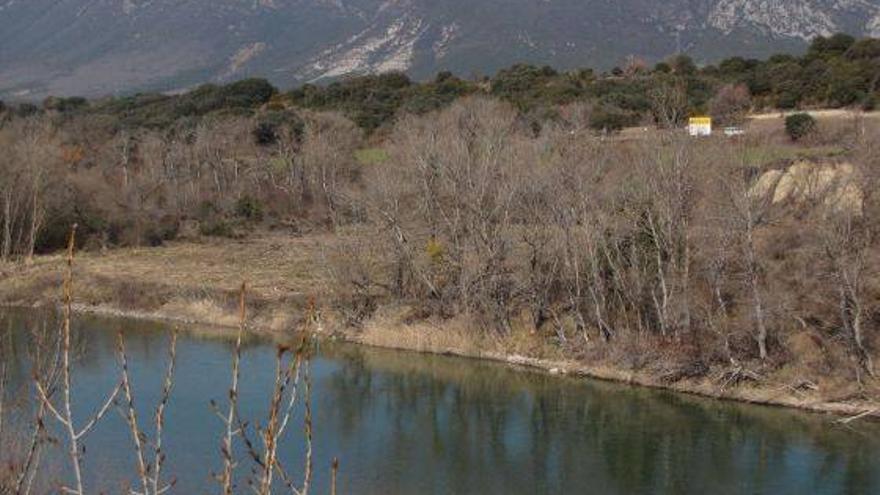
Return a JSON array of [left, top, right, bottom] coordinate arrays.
[[1, 232, 878, 421]]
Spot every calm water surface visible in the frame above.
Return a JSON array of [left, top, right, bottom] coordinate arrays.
[[1, 309, 879, 494]]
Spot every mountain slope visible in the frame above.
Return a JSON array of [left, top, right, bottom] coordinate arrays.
[[0, 0, 878, 99]]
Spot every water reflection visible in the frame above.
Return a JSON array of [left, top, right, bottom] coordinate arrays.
[[1, 309, 878, 494], [319, 345, 880, 495]]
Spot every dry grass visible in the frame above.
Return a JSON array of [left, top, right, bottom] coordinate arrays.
[[746, 109, 880, 144], [0, 232, 332, 333], [1, 232, 328, 300], [352, 305, 565, 361]]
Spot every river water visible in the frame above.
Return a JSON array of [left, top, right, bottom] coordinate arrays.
[[1, 308, 878, 494]]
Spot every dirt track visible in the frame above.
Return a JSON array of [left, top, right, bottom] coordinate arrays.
[[748, 109, 880, 121]]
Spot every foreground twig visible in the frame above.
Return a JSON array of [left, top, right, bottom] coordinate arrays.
[[217, 282, 247, 494], [301, 366, 313, 495], [237, 336, 312, 495], [258, 347, 304, 494], [118, 330, 178, 495], [16, 249, 330, 494], [151, 332, 178, 495], [35, 225, 122, 495], [118, 335, 150, 495], [16, 320, 63, 495]]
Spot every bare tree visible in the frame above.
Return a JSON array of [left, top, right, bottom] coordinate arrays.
[[0, 117, 59, 262], [821, 215, 875, 378], [649, 77, 689, 129], [715, 146, 780, 361], [709, 84, 752, 126]]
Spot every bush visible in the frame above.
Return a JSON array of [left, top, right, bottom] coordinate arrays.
[[235, 195, 264, 221], [199, 219, 235, 238], [589, 105, 635, 133], [15, 103, 39, 117], [222, 78, 277, 108], [43, 96, 89, 113], [253, 121, 278, 145], [289, 72, 413, 132], [785, 113, 817, 141], [253, 110, 305, 146]]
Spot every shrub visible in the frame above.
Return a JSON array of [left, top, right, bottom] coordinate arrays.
[[253, 110, 305, 146], [653, 62, 671, 74], [490, 64, 578, 110], [289, 72, 412, 132], [197, 200, 222, 221], [253, 121, 279, 145], [808, 33, 856, 60], [43, 96, 88, 113], [785, 113, 817, 141], [222, 78, 277, 108], [775, 86, 802, 109], [235, 195, 264, 221], [15, 103, 39, 117], [589, 105, 634, 133], [199, 219, 235, 238]]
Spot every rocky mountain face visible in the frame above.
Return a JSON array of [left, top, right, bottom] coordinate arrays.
[[0, 0, 878, 99]]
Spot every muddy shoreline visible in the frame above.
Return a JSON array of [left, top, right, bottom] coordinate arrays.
[[8, 299, 877, 422]]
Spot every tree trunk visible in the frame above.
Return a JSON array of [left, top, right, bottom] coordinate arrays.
[[25, 182, 41, 266], [746, 219, 768, 360], [1, 191, 11, 261], [841, 270, 875, 377]]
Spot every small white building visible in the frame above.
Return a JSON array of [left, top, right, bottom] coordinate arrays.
[[688, 116, 712, 137]]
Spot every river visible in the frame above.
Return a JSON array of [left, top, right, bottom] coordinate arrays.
[[1, 308, 878, 494]]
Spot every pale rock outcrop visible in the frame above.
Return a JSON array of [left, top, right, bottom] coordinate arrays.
[[750, 161, 863, 215]]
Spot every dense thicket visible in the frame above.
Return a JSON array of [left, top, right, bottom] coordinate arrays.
[[0, 106, 362, 257], [330, 97, 879, 385]]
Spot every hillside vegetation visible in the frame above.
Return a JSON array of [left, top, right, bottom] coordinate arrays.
[[4, 0, 878, 99], [2, 32, 878, 133]]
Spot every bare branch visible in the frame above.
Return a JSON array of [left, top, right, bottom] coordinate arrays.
[[219, 282, 247, 495]]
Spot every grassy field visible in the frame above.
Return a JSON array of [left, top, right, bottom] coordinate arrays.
[[0, 232, 331, 331]]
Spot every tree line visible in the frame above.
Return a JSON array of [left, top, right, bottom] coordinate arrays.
[[2, 33, 878, 135]]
